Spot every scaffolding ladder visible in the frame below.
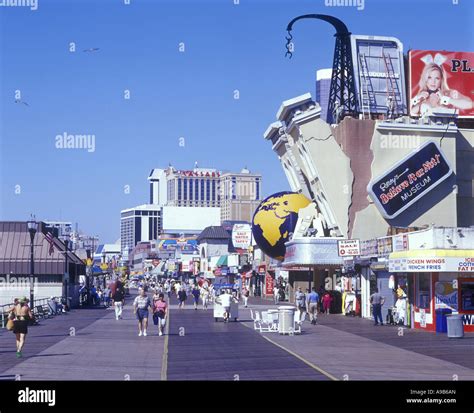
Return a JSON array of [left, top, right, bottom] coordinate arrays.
[[383, 52, 404, 117], [358, 53, 377, 119]]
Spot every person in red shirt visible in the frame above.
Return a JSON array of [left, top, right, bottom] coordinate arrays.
[[153, 293, 168, 336], [322, 292, 332, 315]]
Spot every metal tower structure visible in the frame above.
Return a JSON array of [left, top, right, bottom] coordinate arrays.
[[285, 14, 357, 124]]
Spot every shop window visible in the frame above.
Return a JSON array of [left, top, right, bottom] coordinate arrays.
[[416, 273, 431, 309], [460, 281, 474, 311]]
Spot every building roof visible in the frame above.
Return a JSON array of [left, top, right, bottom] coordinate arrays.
[[277, 93, 313, 122], [0, 221, 84, 275], [316, 68, 332, 81], [197, 226, 231, 242]]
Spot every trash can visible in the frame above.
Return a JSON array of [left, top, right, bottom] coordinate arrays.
[[435, 308, 452, 333], [447, 314, 464, 338], [278, 306, 295, 334]]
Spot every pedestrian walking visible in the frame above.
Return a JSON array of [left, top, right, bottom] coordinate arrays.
[[112, 282, 125, 320], [217, 289, 233, 322], [370, 288, 385, 326], [165, 281, 172, 299], [242, 287, 249, 308], [8, 297, 33, 358], [322, 291, 332, 315], [103, 286, 111, 307], [133, 288, 152, 336], [152, 293, 168, 336], [191, 286, 200, 310], [307, 287, 319, 325], [178, 287, 187, 309], [175, 282, 181, 299], [295, 287, 306, 323], [200, 285, 209, 310], [273, 285, 279, 305]]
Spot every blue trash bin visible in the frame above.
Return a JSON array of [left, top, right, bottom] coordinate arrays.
[[436, 308, 452, 333]]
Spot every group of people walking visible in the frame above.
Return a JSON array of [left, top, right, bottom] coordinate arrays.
[[294, 287, 334, 325], [132, 287, 168, 336]]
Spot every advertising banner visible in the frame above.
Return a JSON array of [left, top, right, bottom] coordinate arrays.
[[389, 257, 474, 272], [360, 239, 377, 257], [337, 239, 361, 257], [351, 35, 407, 116], [409, 50, 474, 118], [265, 273, 274, 296], [232, 224, 252, 249], [367, 141, 453, 219], [435, 282, 458, 310], [393, 234, 409, 252]]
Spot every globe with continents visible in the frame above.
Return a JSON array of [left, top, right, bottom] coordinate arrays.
[[252, 192, 311, 261]]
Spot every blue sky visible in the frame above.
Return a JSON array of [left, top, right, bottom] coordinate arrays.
[[1, 0, 472, 242]]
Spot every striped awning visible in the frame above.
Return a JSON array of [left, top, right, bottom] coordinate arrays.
[[216, 255, 228, 266]]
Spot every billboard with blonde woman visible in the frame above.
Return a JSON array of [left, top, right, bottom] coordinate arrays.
[[409, 50, 474, 118]]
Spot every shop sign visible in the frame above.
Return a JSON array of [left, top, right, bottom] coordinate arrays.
[[389, 257, 474, 272], [232, 224, 252, 249], [360, 239, 377, 257], [265, 273, 274, 296], [337, 239, 360, 257], [283, 238, 344, 266], [463, 314, 474, 326], [434, 282, 458, 310], [367, 141, 453, 219], [377, 237, 393, 257], [393, 234, 409, 252]]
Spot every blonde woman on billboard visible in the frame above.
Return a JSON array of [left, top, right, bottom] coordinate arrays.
[[411, 53, 472, 116]]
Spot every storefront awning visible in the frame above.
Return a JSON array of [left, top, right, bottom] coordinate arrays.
[[216, 255, 228, 266], [388, 249, 474, 272], [283, 238, 344, 267]]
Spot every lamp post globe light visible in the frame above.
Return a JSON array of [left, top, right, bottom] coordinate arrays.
[[27, 216, 38, 307]]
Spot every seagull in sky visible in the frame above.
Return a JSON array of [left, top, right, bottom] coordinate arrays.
[[15, 99, 29, 106]]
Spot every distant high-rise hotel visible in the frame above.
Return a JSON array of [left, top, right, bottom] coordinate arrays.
[[220, 168, 261, 222], [315, 68, 332, 123]]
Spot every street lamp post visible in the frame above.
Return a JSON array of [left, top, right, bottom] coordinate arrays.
[[63, 233, 70, 307], [102, 251, 107, 289], [27, 217, 38, 307]]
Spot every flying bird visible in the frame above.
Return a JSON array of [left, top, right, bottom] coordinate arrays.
[[83, 48, 100, 53], [15, 99, 29, 106]]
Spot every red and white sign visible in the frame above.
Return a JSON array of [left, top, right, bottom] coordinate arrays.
[[265, 273, 274, 296], [337, 239, 361, 257], [232, 224, 252, 249], [409, 50, 474, 118]]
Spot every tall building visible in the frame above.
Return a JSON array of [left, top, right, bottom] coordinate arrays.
[[315, 68, 332, 123], [120, 204, 162, 258], [148, 164, 262, 219], [220, 168, 261, 222], [148, 168, 167, 206], [165, 166, 221, 207]]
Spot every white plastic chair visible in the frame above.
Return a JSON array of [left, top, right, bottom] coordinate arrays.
[[293, 312, 302, 334], [254, 311, 271, 332], [267, 311, 279, 331]]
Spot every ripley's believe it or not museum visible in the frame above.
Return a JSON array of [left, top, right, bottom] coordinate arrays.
[[251, 14, 474, 333]]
